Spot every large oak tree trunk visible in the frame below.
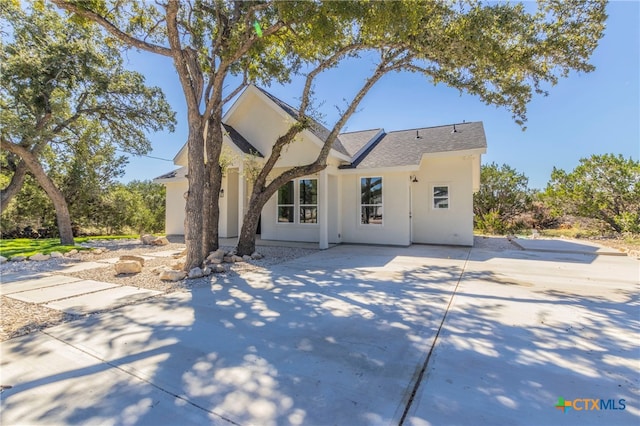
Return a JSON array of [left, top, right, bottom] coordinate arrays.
[[0, 160, 28, 214], [184, 121, 207, 271], [202, 114, 224, 256], [236, 194, 265, 256], [1, 140, 74, 245]]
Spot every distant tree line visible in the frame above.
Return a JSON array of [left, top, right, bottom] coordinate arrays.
[[474, 154, 640, 235], [1, 145, 165, 237]]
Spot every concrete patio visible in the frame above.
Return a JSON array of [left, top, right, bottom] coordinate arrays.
[[1, 241, 638, 425]]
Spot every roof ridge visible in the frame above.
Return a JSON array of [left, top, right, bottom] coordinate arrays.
[[339, 128, 383, 135], [386, 121, 480, 134]]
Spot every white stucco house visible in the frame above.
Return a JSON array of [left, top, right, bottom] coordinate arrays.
[[155, 85, 487, 248]]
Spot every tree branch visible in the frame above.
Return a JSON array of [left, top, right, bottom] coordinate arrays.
[[51, 0, 172, 57], [299, 43, 362, 116], [221, 74, 248, 105]]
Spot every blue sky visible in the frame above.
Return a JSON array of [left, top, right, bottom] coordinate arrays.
[[120, 1, 639, 190]]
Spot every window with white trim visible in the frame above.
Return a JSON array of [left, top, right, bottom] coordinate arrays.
[[277, 180, 294, 223], [299, 179, 318, 224], [433, 185, 449, 209], [360, 177, 383, 225], [277, 178, 318, 224]]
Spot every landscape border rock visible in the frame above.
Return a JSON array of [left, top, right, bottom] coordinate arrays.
[[114, 260, 142, 275], [159, 270, 186, 282], [119, 255, 145, 267]]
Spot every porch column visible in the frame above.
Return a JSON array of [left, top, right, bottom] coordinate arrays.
[[238, 163, 244, 237], [319, 169, 329, 249]]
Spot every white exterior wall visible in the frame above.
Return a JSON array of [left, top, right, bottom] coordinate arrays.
[[163, 170, 242, 237], [328, 174, 342, 244], [411, 156, 474, 246], [222, 169, 239, 238], [340, 172, 411, 246], [165, 180, 187, 235], [225, 90, 322, 167]]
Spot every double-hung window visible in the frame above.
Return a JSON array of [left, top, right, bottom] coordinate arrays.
[[299, 179, 318, 224], [433, 185, 449, 209], [277, 181, 295, 223], [277, 178, 318, 224], [360, 177, 383, 225]]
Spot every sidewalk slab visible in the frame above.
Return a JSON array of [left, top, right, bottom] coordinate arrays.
[[45, 286, 163, 315], [7, 280, 118, 304], [1, 271, 51, 284], [0, 332, 224, 425], [1, 275, 81, 295], [511, 237, 626, 255]]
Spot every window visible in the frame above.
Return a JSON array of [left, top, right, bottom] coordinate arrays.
[[433, 186, 449, 209], [361, 177, 383, 225], [277, 178, 318, 224], [299, 179, 317, 224], [277, 180, 294, 222]]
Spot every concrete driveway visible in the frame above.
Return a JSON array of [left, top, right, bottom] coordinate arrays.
[[1, 242, 638, 425]]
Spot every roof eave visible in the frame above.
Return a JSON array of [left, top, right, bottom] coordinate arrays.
[[420, 147, 486, 160], [337, 165, 419, 174]]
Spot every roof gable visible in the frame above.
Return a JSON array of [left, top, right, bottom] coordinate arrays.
[[338, 128, 384, 158], [253, 86, 350, 158], [173, 123, 262, 166]]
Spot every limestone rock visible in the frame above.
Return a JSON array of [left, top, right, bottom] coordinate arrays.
[[9, 255, 26, 262], [0, 256, 7, 264], [202, 267, 212, 276], [65, 249, 78, 256], [151, 236, 169, 246], [50, 251, 63, 258], [242, 255, 252, 262], [29, 253, 50, 261], [251, 252, 264, 260], [119, 255, 145, 266], [223, 256, 233, 263], [150, 266, 166, 275], [231, 255, 244, 262], [160, 270, 186, 282], [209, 248, 225, 259], [140, 234, 156, 245], [115, 260, 142, 275], [212, 264, 226, 273], [188, 267, 204, 279], [172, 258, 185, 270]]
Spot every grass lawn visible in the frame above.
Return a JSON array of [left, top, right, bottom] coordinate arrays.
[[0, 235, 137, 259]]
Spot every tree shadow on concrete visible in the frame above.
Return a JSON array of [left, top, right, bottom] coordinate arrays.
[[1, 244, 637, 425]]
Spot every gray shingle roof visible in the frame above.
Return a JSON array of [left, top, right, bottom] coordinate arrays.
[[338, 129, 383, 158], [222, 123, 263, 157], [346, 122, 486, 169], [154, 170, 178, 180], [255, 86, 350, 157]]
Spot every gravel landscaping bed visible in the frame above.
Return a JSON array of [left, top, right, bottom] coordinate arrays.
[[0, 239, 317, 341]]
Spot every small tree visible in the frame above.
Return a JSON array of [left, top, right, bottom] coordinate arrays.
[[545, 154, 640, 233], [474, 163, 531, 234], [125, 180, 166, 233]]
